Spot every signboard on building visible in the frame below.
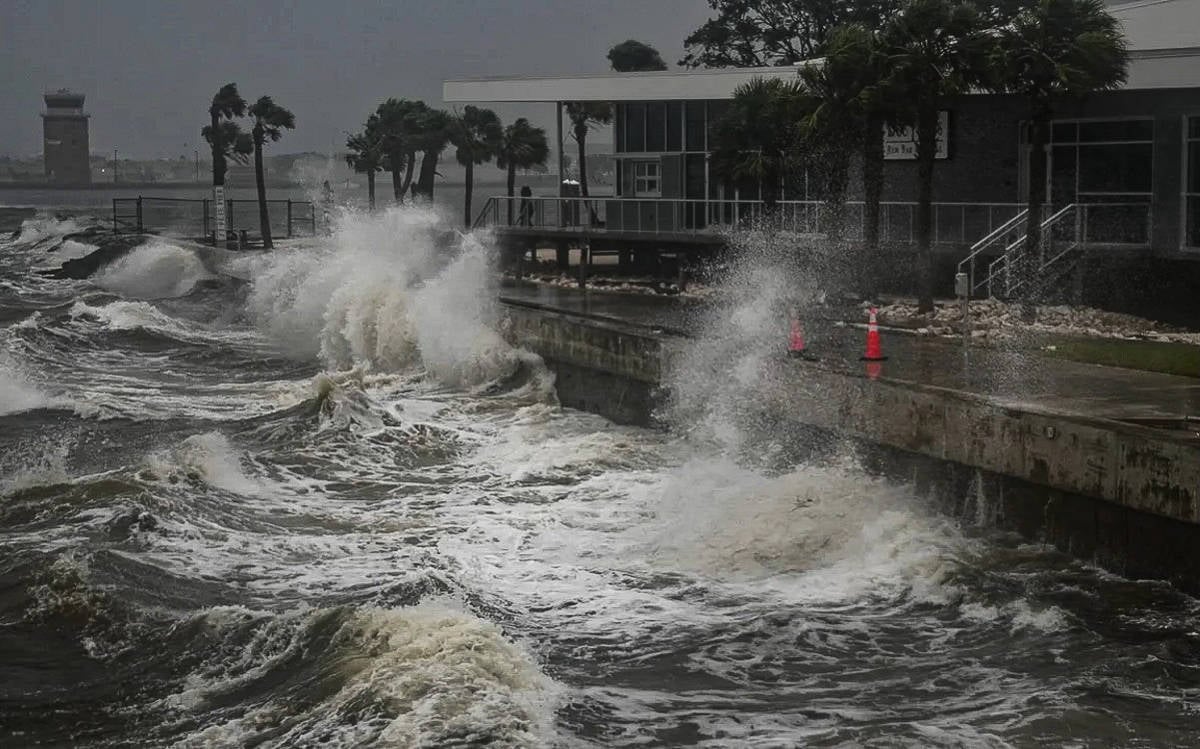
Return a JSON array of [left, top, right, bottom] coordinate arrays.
[[884, 111, 950, 160], [213, 185, 226, 242]]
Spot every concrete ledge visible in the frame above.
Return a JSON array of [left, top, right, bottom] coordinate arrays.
[[502, 300, 1200, 586]]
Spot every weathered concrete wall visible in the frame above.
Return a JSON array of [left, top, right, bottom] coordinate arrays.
[[504, 302, 1200, 587]]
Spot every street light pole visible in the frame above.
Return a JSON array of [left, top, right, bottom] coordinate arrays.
[[194, 150, 199, 183], [113, 148, 118, 184]]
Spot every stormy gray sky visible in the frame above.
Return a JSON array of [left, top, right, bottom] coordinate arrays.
[[1, 0, 713, 159]]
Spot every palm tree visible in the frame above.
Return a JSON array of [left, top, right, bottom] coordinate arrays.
[[201, 83, 251, 243], [564, 102, 613, 198], [879, 0, 994, 312], [993, 0, 1128, 264], [248, 96, 295, 249], [374, 98, 424, 203], [449, 106, 504, 227], [804, 24, 898, 290], [412, 108, 452, 203], [345, 127, 383, 210], [202, 83, 249, 188], [710, 77, 813, 210], [496, 118, 550, 224]]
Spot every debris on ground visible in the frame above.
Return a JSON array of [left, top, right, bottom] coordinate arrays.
[[874, 298, 1200, 344], [502, 272, 718, 299]]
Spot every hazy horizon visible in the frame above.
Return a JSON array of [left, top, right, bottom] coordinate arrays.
[[1, 0, 712, 160]]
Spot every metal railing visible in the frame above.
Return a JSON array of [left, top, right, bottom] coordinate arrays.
[[473, 195, 1025, 248], [112, 196, 316, 243], [968, 202, 1153, 299]]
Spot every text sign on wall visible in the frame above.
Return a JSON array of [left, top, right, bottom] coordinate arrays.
[[884, 111, 950, 160]]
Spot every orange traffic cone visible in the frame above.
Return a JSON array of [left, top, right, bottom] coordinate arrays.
[[861, 306, 887, 362], [788, 314, 817, 360]]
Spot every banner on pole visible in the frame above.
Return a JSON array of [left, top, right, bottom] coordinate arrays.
[[213, 185, 226, 241]]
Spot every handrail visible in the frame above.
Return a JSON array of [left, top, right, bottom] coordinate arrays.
[[957, 208, 1028, 295], [980, 204, 1080, 298]]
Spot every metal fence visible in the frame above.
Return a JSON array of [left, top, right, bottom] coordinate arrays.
[[474, 196, 1027, 248], [112, 196, 316, 242]]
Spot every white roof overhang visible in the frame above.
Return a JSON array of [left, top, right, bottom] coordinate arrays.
[[445, 0, 1200, 104], [444, 65, 808, 103]]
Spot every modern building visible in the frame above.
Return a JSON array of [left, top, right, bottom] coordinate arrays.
[[42, 90, 90, 184], [445, 0, 1200, 315]]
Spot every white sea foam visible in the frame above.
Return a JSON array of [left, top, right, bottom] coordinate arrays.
[[172, 603, 558, 748], [142, 433, 260, 496], [92, 240, 213, 299], [0, 352, 55, 416], [248, 205, 533, 388]]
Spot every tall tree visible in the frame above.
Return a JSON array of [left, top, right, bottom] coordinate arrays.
[[564, 102, 613, 198], [248, 96, 295, 249], [496, 118, 550, 224], [449, 106, 504, 227], [804, 24, 896, 268], [608, 40, 669, 71], [412, 108, 452, 202], [993, 0, 1128, 265], [202, 83, 250, 188], [681, 0, 901, 68], [374, 98, 425, 203], [879, 0, 994, 312], [345, 127, 383, 211], [710, 76, 813, 210]]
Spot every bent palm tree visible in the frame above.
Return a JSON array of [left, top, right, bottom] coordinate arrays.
[[449, 106, 504, 227], [564, 102, 613, 198], [994, 0, 1128, 266], [496, 118, 549, 224], [415, 108, 452, 203], [345, 127, 383, 210], [374, 98, 425, 204], [201, 83, 251, 243], [248, 96, 295, 249]]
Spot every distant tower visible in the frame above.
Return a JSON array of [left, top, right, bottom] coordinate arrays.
[[42, 90, 91, 184]]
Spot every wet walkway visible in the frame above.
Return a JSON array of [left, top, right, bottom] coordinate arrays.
[[498, 282, 1200, 423]]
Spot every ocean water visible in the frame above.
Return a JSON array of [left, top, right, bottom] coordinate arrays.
[[1, 207, 1199, 748]]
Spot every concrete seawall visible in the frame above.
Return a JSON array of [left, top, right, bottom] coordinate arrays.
[[501, 298, 1200, 589]]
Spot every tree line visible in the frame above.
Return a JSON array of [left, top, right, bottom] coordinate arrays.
[[343, 100, 551, 229], [696, 0, 1128, 310]]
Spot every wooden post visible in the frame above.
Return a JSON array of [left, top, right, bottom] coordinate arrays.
[[286, 200, 293, 238], [135, 196, 143, 234]]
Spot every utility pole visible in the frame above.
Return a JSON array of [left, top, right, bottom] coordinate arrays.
[[194, 150, 199, 183], [113, 148, 118, 184]]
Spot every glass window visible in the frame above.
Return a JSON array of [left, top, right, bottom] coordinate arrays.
[[1078, 143, 1153, 193], [685, 101, 706, 152], [685, 154, 706, 199], [615, 104, 625, 153], [1051, 122, 1077, 143], [707, 101, 729, 150], [646, 103, 666, 152], [625, 103, 646, 152], [633, 160, 660, 196], [1189, 139, 1200, 194], [1079, 119, 1154, 143], [666, 102, 683, 152]]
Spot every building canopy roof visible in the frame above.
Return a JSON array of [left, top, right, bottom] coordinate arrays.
[[445, 0, 1200, 104]]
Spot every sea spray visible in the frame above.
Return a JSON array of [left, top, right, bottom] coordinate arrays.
[[91, 240, 214, 299], [248, 205, 532, 388]]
